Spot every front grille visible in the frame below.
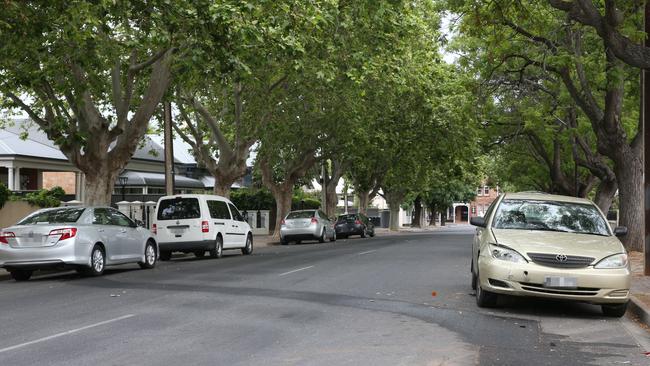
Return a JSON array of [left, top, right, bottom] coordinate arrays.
[[527, 252, 595, 269], [519, 282, 600, 296]]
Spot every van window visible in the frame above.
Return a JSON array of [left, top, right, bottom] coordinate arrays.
[[228, 203, 245, 222], [157, 198, 201, 220], [208, 200, 231, 220]]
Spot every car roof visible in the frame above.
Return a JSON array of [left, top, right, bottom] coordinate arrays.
[[503, 192, 594, 205], [158, 194, 229, 201]]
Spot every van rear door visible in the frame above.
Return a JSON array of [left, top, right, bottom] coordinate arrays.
[[156, 197, 203, 243]]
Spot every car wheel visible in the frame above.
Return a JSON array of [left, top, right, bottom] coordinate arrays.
[[194, 250, 206, 258], [296, 240, 302, 244], [84, 245, 106, 277], [210, 236, 223, 259], [602, 302, 628, 317], [475, 269, 497, 307], [10, 269, 33, 281], [319, 229, 326, 243], [242, 234, 253, 255], [159, 250, 172, 261], [139, 241, 157, 269], [330, 231, 336, 242], [369, 229, 375, 237]]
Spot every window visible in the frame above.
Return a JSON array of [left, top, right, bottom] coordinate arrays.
[[287, 211, 315, 219], [208, 200, 231, 220], [471, 206, 476, 214], [484, 186, 489, 195], [477, 187, 482, 196], [92, 208, 112, 225], [19, 208, 85, 225], [228, 203, 245, 222], [157, 197, 201, 220], [108, 209, 135, 227], [492, 199, 610, 236]]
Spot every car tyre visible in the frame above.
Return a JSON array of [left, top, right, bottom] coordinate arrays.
[[369, 229, 375, 237], [10, 269, 33, 281], [330, 231, 336, 242], [194, 250, 206, 258], [138, 241, 157, 269], [280, 238, 289, 245], [84, 245, 106, 277], [475, 270, 497, 308], [210, 236, 223, 259], [471, 261, 477, 290], [242, 234, 253, 255], [319, 229, 326, 243], [602, 302, 628, 318], [159, 250, 172, 261]]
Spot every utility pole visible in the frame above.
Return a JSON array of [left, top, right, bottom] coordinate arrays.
[[321, 162, 327, 213], [164, 101, 175, 196], [639, 1, 650, 276]]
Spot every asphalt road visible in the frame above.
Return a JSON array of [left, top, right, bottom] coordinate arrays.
[[0, 226, 648, 365]]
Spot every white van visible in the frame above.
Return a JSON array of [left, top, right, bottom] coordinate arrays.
[[152, 194, 253, 260]]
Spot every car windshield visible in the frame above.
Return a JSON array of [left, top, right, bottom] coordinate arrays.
[[157, 198, 201, 220], [287, 211, 315, 219], [337, 214, 356, 222], [492, 199, 611, 236], [17, 208, 85, 225]]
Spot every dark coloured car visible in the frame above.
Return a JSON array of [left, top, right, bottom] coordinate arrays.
[[335, 213, 375, 239]]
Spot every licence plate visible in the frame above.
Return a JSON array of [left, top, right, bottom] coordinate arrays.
[[170, 228, 185, 235], [544, 276, 577, 288]]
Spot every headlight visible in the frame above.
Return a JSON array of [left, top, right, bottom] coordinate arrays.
[[594, 253, 628, 269], [488, 244, 527, 263]]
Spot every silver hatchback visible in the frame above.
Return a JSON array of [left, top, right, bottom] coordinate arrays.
[[0, 207, 158, 281], [280, 210, 336, 245]]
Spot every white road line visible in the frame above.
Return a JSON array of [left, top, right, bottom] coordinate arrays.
[[279, 266, 314, 276], [357, 250, 377, 255], [0, 314, 135, 354]]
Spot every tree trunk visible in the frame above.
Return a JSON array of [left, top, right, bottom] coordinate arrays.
[[385, 192, 404, 231], [213, 182, 232, 199], [613, 156, 643, 251], [440, 211, 447, 226], [83, 168, 118, 206], [412, 195, 422, 227], [357, 189, 370, 214], [429, 205, 437, 226], [271, 186, 293, 240], [326, 188, 338, 217], [594, 178, 617, 214]]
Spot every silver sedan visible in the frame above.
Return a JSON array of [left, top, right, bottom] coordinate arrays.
[[280, 209, 336, 245], [0, 206, 158, 281]]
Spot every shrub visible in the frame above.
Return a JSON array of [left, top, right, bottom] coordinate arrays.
[[0, 183, 9, 208], [24, 186, 66, 208]]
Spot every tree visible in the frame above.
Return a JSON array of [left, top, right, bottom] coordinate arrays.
[[444, 1, 642, 250], [0, 1, 207, 204]]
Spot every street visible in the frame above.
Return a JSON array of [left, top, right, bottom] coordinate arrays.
[[0, 226, 647, 366]]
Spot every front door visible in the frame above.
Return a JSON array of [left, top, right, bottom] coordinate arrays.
[[108, 208, 141, 260], [227, 203, 247, 247]]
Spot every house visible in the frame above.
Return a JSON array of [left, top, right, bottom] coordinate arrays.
[[0, 119, 252, 203], [449, 183, 500, 224]]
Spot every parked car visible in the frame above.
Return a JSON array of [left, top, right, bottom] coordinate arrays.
[[153, 194, 253, 260], [280, 210, 336, 245], [0, 206, 158, 281], [335, 213, 375, 239], [470, 192, 630, 317]]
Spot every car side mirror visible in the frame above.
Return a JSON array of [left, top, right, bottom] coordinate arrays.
[[134, 220, 145, 228], [613, 226, 628, 237], [470, 217, 486, 228]]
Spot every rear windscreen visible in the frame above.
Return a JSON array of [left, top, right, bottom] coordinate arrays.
[[287, 211, 315, 219], [157, 198, 201, 220], [337, 214, 356, 222], [18, 208, 85, 225]]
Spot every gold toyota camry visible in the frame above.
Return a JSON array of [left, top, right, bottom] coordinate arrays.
[[470, 192, 630, 317]]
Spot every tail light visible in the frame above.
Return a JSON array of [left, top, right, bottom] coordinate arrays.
[[355, 219, 362, 225], [280, 219, 286, 226], [152, 224, 157, 235], [48, 228, 77, 241], [0, 231, 15, 244], [311, 217, 318, 224], [201, 221, 210, 233]]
